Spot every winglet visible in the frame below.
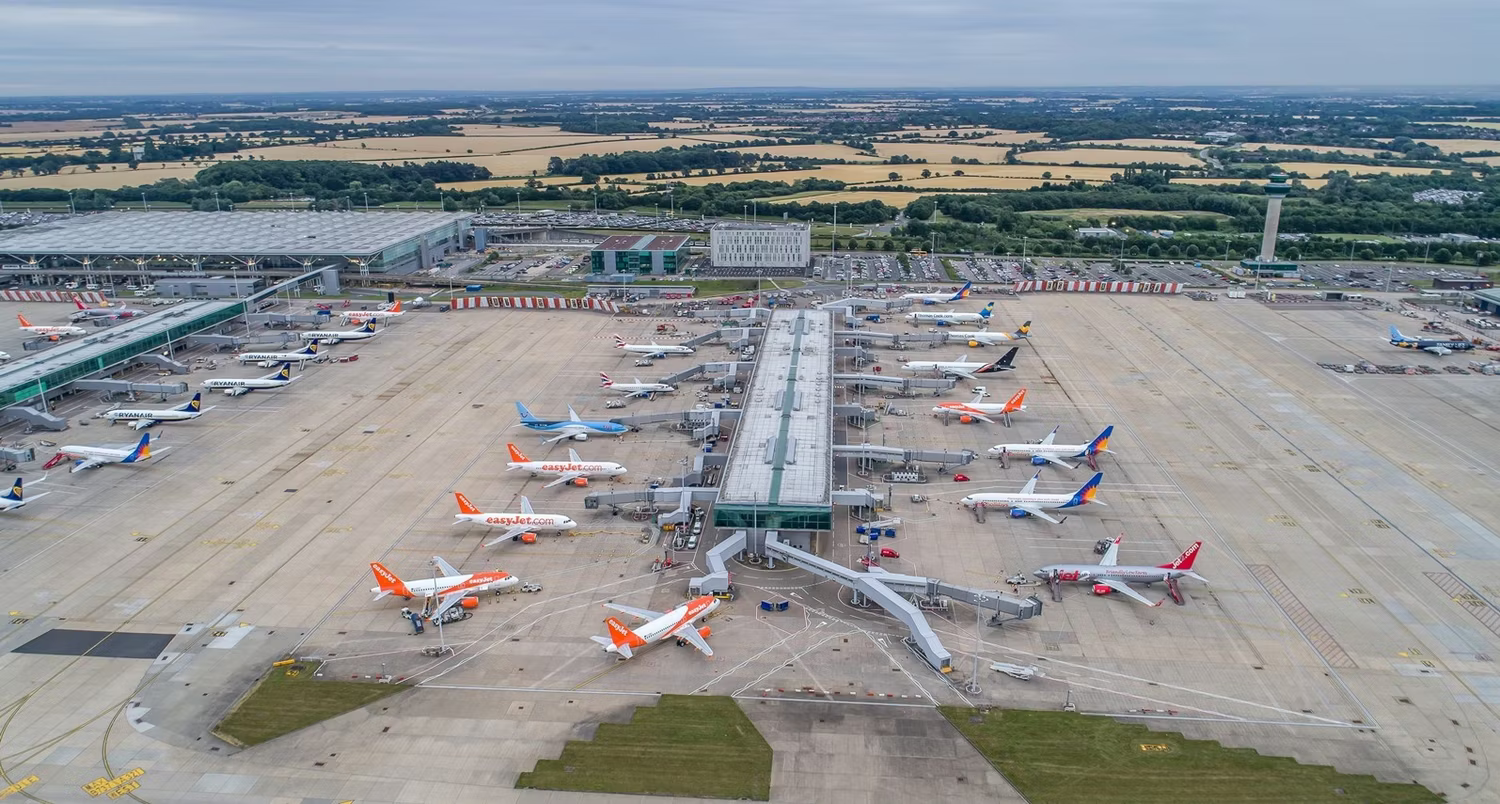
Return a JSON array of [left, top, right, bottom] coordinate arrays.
[[454, 492, 482, 516], [506, 443, 530, 464]]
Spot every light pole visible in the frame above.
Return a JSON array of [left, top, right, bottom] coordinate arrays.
[[213, 191, 221, 212], [67, 191, 75, 215], [141, 192, 148, 211], [965, 594, 987, 695], [515, 190, 521, 213], [752, 200, 757, 223], [363, 191, 369, 211]]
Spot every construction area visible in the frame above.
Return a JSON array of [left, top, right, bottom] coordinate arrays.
[[0, 291, 1492, 801]]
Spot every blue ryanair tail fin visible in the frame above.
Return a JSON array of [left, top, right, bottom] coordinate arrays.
[[175, 393, 202, 413], [2, 477, 23, 502]]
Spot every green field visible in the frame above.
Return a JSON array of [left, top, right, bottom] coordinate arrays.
[[1020, 208, 1230, 219], [516, 695, 772, 800], [942, 708, 1441, 804], [1312, 232, 1404, 244], [213, 661, 405, 748]]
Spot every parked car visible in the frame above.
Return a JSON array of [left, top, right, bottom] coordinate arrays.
[[879, 547, 900, 559], [520, 582, 543, 593]]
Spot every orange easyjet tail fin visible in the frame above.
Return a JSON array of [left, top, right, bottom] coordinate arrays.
[[506, 443, 529, 463], [17, 314, 31, 328], [454, 491, 481, 515], [370, 562, 412, 598], [605, 616, 648, 648], [1005, 388, 1027, 412]]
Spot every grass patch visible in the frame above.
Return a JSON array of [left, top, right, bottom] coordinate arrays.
[[683, 278, 804, 295], [516, 695, 771, 800], [941, 708, 1441, 804], [213, 661, 405, 748], [1020, 208, 1229, 220], [940, 257, 960, 281]]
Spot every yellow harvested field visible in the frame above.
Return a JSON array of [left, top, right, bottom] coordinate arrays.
[[1465, 155, 1500, 166], [1271, 161, 1463, 178], [1175, 176, 1328, 189], [237, 144, 445, 162], [875, 125, 996, 138], [724, 144, 880, 161], [872, 142, 1010, 164], [1016, 148, 1204, 167], [1073, 138, 1201, 149], [453, 137, 722, 177], [1410, 138, 1500, 155], [765, 190, 936, 206], [969, 131, 1051, 145], [435, 175, 586, 190], [320, 135, 617, 156], [0, 162, 204, 190], [898, 174, 1107, 190], [1237, 142, 1391, 158]]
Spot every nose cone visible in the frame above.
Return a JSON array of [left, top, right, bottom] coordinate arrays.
[[986, 446, 1002, 455], [564, 518, 578, 529], [1031, 569, 1046, 579], [497, 575, 520, 589]]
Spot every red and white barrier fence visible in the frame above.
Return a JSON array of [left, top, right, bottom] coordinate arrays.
[[1011, 281, 1182, 294], [1, 290, 108, 303], [450, 296, 620, 313]]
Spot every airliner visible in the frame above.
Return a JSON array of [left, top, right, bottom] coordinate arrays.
[[237, 342, 322, 366], [600, 372, 676, 399], [901, 347, 1018, 380], [1015, 536, 1206, 607], [988, 425, 1114, 469], [343, 300, 404, 323], [590, 595, 719, 659], [1388, 325, 1475, 356], [612, 334, 694, 357], [300, 318, 378, 344], [17, 314, 86, 339], [59, 432, 168, 472], [901, 281, 972, 305], [906, 301, 995, 325], [932, 388, 1027, 425], [370, 556, 519, 619], [959, 471, 1105, 524], [515, 402, 629, 443], [951, 321, 1032, 346], [201, 364, 299, 396], [103, 392, 215, 429], [507, 443, 626, 488], [71, 295, 145, 321], [452, 492, 579, 547], [0, 477, 49, 512]]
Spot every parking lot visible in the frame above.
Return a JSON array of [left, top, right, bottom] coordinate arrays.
[[0, 294, 1492, 799]]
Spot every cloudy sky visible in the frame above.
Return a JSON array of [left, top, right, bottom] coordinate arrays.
[[3, 0, 1496, 96]]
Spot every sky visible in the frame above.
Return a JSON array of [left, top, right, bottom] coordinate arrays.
[[2, 0, 1497, 96]]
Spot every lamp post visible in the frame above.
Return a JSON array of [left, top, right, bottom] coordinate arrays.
[[363, 191, 369, 211], [965, 594, 987, 695], [213, 191, 221, 212], [515, 190, 521, 213], [67, 191, 75, 215], [141, 192, 148, 211]]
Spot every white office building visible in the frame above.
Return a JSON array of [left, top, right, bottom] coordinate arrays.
[[710, 222, 811, 271]]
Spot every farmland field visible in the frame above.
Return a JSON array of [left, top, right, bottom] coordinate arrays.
[[1465, 155, 1500, 166], [1176, 176, 1328, 189], [969, 131, 1052, 144], [1074, 138, 1202, 149], [1020, 207, 1229, 219], [755, 190, 936, 207], [1392, 137, 1500, 154], [1268, 161, 1464, 178], [872, 141, 1010, 163], [1417, 121, 1500, 130], [0, 162, 206, 190], [1016, 147, 1205, 167], [723, 144, 880, 161], [1237, 142, 1391, 158]]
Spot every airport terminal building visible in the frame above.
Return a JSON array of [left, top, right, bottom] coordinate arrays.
[[589, 234, 690, 275], [0, 211, 473, 276]]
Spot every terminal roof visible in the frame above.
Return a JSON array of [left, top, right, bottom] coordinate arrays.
[[0, 211, 472, 257], [0, 301, 235, 389], [717, 308, 832, 508]]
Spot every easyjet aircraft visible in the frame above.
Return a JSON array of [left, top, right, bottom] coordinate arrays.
[[590, 595, 720, 659], [370, 556, 519, 619], [452, 492, 578, 547], [931, 388, 1027, 425], [506, 443, 626, 488]]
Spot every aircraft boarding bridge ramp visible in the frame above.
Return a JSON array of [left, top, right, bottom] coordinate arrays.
[[688, 530, 1041, 675], [656, 361, 758, 388], [833, 443, 977, 468], [834, 374, 956, 394], [817, 297, 913, 313]]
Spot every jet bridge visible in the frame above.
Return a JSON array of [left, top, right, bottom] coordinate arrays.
[[73, 379, 191, 396], [657, 361, 757, 388], [834, 374, 956, 394], [833, 443, 977, 467], [689, 530, 1041, 675], [818, 298, 913, 313]]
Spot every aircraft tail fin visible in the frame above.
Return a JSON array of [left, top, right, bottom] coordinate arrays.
[[177, 393, 203, 413], [612, 334, 627, 348], [390, 300, 402, 313], [506, 443, 530, 464], [604, 616, 648, 653], [1015, 320, 1032, 339], [301, 342, 319, 355], [1389, 325, 1413, 342], [514, 401, 539, 422], [1068, 472, 1104, 507], [978, 301, 995, 318], [17, 314, 32, 328], [2, 477, 23, 502], [370, 562, 412, 599], [361, 318, 377, 333], [273, 363, 293, 381], [73, 295, 89, 311], [1160, 541, 1203, 571], [123, 433, 153, 463], [454, 491, 482, 516], [950, 281, 973, 300], [1085, 425, 1114, 455], [599, 372, 613, 387], [1004, 388, 1027, 412], [983, 346, 1019, 372]]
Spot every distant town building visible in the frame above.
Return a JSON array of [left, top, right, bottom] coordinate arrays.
[[590, 234, 691, 276], [1442, 233, 1483, 244], [1412, 188, 1483, 205], [1147, 230, 1175, 239], [1074, 227, 1124, 239], [710, 222, 811, 270]]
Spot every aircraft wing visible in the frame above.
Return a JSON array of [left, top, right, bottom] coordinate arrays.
[[482, 525, 532, 548], [944, 368, 980, 380], [1015, 505, 1063, 524], [431, 591, 466, 619], [542, 472, 584, 489], [71, 458, 106, 472], [432, 556, 460, 577], [541, 429, 580, 444], [1020, 473, 1040, 495], [1098, 538, 1121, 567], [667, 621, 714, 656], [966, 411, 995, 424], [603, 602, 665, 622], [1040, 455, 1077, 469], [1096, 578, 1162, 607]]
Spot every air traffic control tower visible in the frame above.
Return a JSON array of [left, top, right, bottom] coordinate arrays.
[[1240, 173, 1299, 277], [711, 308, 834, 547]]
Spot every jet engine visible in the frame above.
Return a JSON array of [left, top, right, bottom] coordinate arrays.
[[697, 625, 712, 638], [573, 433, 589, 441], [1031, 456, 1048, 466], [572, 477, 589, 487], [1009, 508, 1030, 518], [1092, 584, 1113, 596]]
